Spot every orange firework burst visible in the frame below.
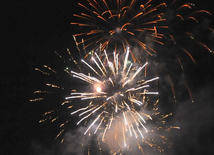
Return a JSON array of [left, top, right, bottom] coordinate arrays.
[[72, 0, 168, 57], [72, 0, 213, 59]]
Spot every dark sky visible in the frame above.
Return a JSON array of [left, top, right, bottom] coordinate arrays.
[[1, 0, 214, 155]]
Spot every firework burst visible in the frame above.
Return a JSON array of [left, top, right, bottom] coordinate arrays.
[[72, 0, 167, 57], [72, 0, 213, 58], [31, 47, 180, 154], [65, 48, 159, 137]]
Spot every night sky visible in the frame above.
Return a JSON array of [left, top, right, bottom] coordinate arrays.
[[1, 0, 214, 155]]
